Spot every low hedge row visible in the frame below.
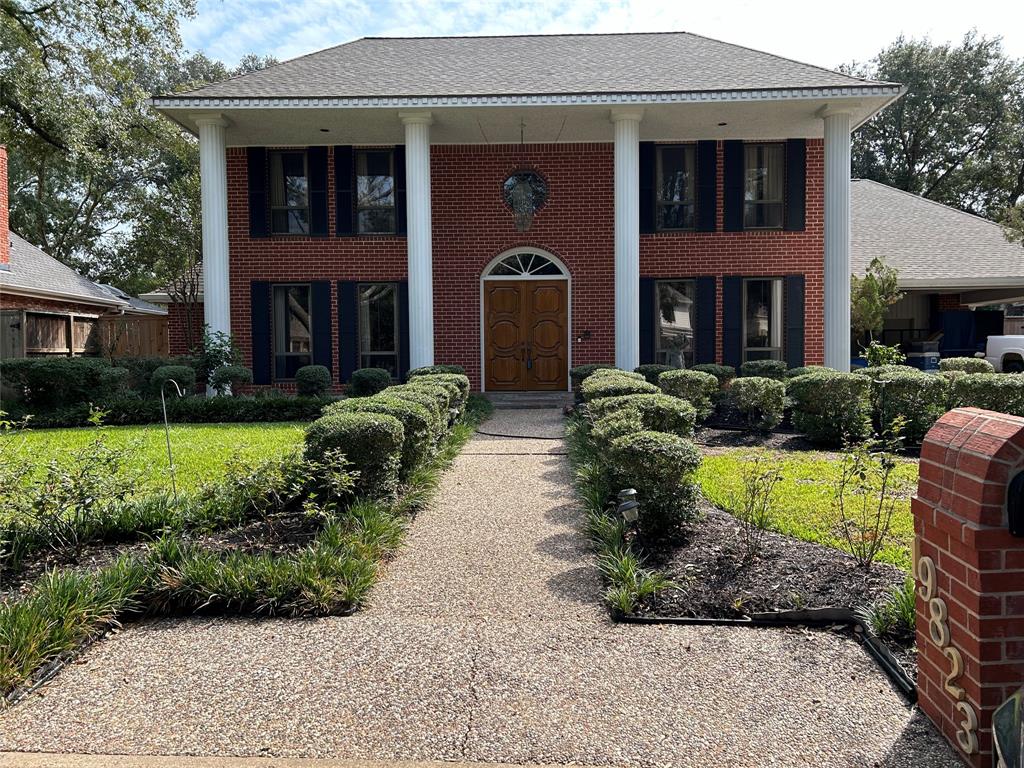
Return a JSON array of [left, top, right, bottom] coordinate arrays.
[[787, 371, 872, 446], [730, 377, 785, 431], [657, 369, 718, 421], [587, 393, 696, 438]]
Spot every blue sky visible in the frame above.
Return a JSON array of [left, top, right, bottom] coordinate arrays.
[[183, 0, 1024, 71]]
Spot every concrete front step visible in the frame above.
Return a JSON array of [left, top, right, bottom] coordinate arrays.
[[483, 392, 573, 410]]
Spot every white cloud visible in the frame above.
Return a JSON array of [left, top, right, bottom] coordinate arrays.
[[183, 0, 1024, 70]]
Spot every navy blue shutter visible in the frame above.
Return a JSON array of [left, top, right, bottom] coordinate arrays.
[[722, 140, 745, 232], [696, 141, 717, 232], [394, 147, 407, 235], [722, 276, 743, 368], [694, 276, 717, 365], [334, 146, 354, 236], [397, 281, 410, 379], [250, 282, 272, 384], [639, 142, 656, 234], [311, 281, 333, 378], [338, 281, 359, 382], [639, 277, 656, 365], [247, 148, 269, 238], [785, 139, 806, 231], [785, 274, 805, 368], [308, 147, 329, 237]]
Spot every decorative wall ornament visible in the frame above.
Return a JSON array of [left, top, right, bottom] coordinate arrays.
[[503, 171, 548, 231]]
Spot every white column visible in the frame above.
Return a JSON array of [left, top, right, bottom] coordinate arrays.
[[822, 108, 852, 372], [195, 114, 230, 341], [611, 110, 643, 371], [400, 112, 434, 369]]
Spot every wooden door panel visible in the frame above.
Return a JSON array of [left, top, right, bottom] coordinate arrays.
[[484, 283, 525, 390], [525, 281, 568, 391]]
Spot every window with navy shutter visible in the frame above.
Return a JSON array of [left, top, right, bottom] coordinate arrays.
[[694, 276, 717, 364], [247, 148, 269, 238], [722, 276, 743, 367], [785, 139, 806, 231], [337, 281, 359, 382], [639, 278, 656, 365], [334, 146, 354, 236], [639, 142, 656, 234], [394, 146, 407, 235], [250, 281, 271, 383], [308, 147, 329, 237], [784, 274, 805, 367], [696, 141, 717, 233], [310, 280, 333, 376], [722, 141, 745, 232]]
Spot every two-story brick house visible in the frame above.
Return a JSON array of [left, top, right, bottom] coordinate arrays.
[[152, 32, 901, 391]]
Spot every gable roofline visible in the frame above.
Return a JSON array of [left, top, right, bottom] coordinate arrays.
[[851, 178, 1013, 231]]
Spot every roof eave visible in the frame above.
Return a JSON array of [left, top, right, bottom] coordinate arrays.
[[0, 283, 130, 309]]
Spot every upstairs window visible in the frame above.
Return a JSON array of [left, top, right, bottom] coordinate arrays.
[[743, 144, 784, 229], [269, 151, 310, 235], [656, 145, 696, 230], [356, 150, 396, 234], [359, 283, 399, 376], [273, 284, 312, 379], [742, 278, 783, 361], [656, 280, 696, 368]]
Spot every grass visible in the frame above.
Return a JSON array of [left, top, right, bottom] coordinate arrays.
[[5, 422, 307, 493], [697, 450, 919, 571]]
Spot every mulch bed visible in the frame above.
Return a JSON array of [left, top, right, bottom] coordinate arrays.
[[696, 426, 821, 453]]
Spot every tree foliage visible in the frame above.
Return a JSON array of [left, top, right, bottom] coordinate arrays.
[[851, 257, 903, 340]]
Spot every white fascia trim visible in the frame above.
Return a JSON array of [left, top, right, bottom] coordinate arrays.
[[152, 84, 902, 111], [138, 292, 204, 304], [0, 283, 129, 308], [898, 277, 1024, 290]]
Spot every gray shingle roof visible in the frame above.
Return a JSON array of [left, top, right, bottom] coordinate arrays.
[[851, 179, 1024, 287], [178, 32, 889, 100], [1, 232, 126, 307], [97, 283, 168, 315]]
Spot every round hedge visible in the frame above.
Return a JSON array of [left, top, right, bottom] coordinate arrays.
[[348, 367, 392, 397], [580, 373, 658, 402], [406, 377, 461, 414], [738, 359, 787, 380], [407, 364, 466, 379], [152, 365, 196, 394], [787, 371, 872, 446], [304, 411, 404, 498], [570, 363, 616, 390], [295, 365, 332, 396], [940, 357, 995, 374], [951, 373, 1024, 417], [326, 395, 434, 478], [784, 365, 834, 379], [411, 373, 470, 409], [658, 369, 719, 421], [588, 393, 696, 438], [590, 409, 644, 451], [690, 363, 735, 386], [729, 376, 785, 431], [210, 365, 252, 395], [385, 384, 448, 439], [634, 364, 675, 385], [869, 369, 950, 443]]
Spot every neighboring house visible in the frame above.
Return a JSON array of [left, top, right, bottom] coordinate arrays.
[[0, 145, 168, 359], [851, 179, 1024, 358], [152, 32, 901, 391]]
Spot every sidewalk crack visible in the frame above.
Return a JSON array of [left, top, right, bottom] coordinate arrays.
[[459, 643, 482, 759]]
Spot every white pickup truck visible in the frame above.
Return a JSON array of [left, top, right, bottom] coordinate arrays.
[[983, 336, 1024, 372]]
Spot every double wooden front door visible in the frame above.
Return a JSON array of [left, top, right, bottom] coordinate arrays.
[[484, 280, 568, 391]]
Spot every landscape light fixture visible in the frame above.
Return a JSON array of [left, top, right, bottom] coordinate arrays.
[[617, 489, 639, 523]]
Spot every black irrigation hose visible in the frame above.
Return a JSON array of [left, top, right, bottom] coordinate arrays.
[[617, 607, 917, 704], [474, 429, 565, 440]]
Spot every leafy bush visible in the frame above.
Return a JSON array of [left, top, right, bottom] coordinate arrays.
[[658, 369, 719, 421], [864, 341, 906, 367], [785, 365, 834, 378], [385, 384, 447, 439], [869, 369, 950, 443], [691, 363, 735, 387], [834, 434, 904, 568], [731, 451, 783, 560], [787, 371, 872, 446], [588, 393, 696, 438], [326, 395, 433, 478], [852, 364, 920, 381], [295, 365, 332, 396], [190, 327, 240, 383], [151, 365, 196, 395], [589, 409, 644, 451], [405, 378, 460, 414], [348, 368, 392, 397], [116, 356, 197, 396], [729, 377, 785, 431], [0, 358, 129, 409], [634, 364, 674, 385], [210, 365, 253, 395], [608, 431, 702, 538], [305, 411, 403, 498], [580, 373, 658, 403], [406, 364, 466, 379], [951, 373, 1024, 417], [570, 363, 616, 390], [940, 357, 994, 374], [738, 359, 787, 379], [413, 373, 470, 409], [588, 368, 646, 383]]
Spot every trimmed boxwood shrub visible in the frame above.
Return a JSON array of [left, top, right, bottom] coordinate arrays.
[[326, 394, 434, 478], [869, 369, 950, 443], [658, 369, 719, 421], [406, 377, 461, 414], [739, 359, 787, 380], [116, 356, 198, 396], [785, 365, 834, 379], [940, 357, 995, 374], [304, 411, 403, 498], [729, 376, 785, 430], [951, 373, 1024, 417], [588, 393, 696, 438], [570, 363, 616, 390], [580, 373, 658, 402], [608, 430, 702, 538], [348, 368, 392, 397], [385, 384, 448, 439], [590, 409, 643, 451], [407, 364, 466, 379], [0, 357, 129, 409], [634, 364, 674, 385], [152, 365, 196, 394], [210, 365, 253, 395], [588, 368, 646, 383], [852, 364, 920, 381], [295, 365, 332, 396], [691, 363, 735, 387], [787, 371, 872, 446], [413, 373, 470, 409]]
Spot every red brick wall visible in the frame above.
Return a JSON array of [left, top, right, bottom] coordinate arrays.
[[3, 294, 110, 315], [166, 301, 203, 357], [1, 144, 9, 267], [937, 293, 967, 312], [224, 140, 825, 389]]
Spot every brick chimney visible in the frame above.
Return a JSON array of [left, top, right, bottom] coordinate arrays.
[[0, 145, 9, 269]]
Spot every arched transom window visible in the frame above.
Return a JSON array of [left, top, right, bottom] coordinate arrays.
[[486, 251, 566, 278]]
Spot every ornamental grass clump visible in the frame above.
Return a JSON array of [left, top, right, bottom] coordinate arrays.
[[305, 411, 404, 497], [658, 369, 719, 421], [580, 372, 658, 402], [787, 371, 872, 446], [951, 373, 1024, 417], [738, 359, 787, 380], [729, 376, 785, 431], [940, 357, 994, 374]]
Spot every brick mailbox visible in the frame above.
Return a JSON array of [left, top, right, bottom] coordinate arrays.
[[914, 407, 1024, 766]]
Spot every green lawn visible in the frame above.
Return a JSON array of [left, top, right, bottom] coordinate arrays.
[[4, 422, 307, 493], [697, 450, 919, 571]]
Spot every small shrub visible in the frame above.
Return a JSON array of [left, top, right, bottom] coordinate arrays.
[[210, 365, 253, 395], [951, 373, 1024, 417], [0, 358, 129, 409], [325, 395, 434, 478], [406, 378, 461, 414], [634, 364, 674, 385], [588, 394, 696, 438], [588, 368, 646, 383], [940, 357, 995, 374], [412, 373, 470, 410], [785, 365, 834, 378], [385, 385, 448, 439], [406, 364, 466, 379], [738, 359, 787, 380], [787, 371, 872, 446], [731, 451, 783, 560], [151, 365, 197, 394], [570, 363, 616, 390], [590, 409, 644, 451], [295, 365, 332, 396], [117, 356, 197, 396], [348, 368, 392, 397], [608, 430, 702, 538], [658, 369, 719, 421], [190, 327, 241, 383], [869, 369, 949, 443], [729, 377, 785, 431], [580, 373, 658, 403], [304, 411, 403, 498], [691, 363, 735, 387], [852, 364, 920, 381], [864, 341, 906, 367]]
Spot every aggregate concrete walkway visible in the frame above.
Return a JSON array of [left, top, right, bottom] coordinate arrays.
[[0, 410, 961, 767]]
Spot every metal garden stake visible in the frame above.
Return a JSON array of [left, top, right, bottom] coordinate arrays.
[[161, 379, 185, 503]]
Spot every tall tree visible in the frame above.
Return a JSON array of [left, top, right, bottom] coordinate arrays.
[[843, 32, 1024, 218]]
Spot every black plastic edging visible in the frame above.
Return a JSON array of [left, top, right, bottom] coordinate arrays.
[[617, 607, 917, 703]]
